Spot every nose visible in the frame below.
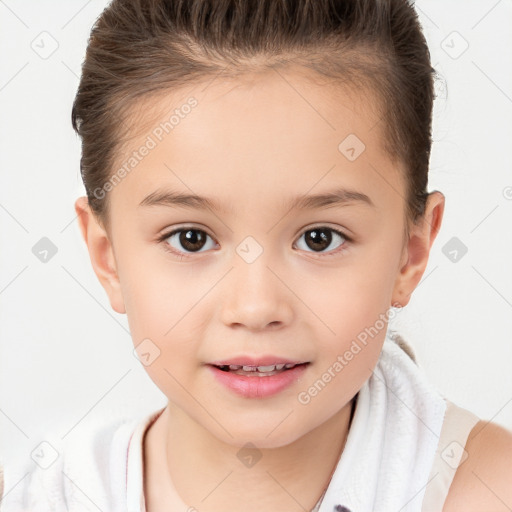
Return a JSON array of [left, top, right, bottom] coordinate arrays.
[[219, 252, 294, 331]]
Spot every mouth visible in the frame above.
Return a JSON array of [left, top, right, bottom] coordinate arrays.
[[207, 359, 311, 398], [209, 362, 310, 377]]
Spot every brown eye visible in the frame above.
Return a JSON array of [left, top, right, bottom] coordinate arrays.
[[165, 229, 215, 253], [295, 227, 347, 254]]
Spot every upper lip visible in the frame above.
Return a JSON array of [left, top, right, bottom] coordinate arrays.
[[208, 356, 309, 367]]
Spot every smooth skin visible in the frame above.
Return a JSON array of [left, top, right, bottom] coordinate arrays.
[[75, 67, 512, 511]]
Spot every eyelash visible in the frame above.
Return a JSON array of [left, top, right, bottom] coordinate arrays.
[[157, 225, 352, 260]]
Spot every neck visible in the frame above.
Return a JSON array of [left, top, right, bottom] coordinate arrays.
[[144, 396, 356, 512]]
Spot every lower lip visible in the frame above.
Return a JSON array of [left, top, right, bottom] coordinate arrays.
[[207, 364, 309, 398]]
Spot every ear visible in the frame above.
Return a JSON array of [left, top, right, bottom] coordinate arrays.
[[74, 197, 126, 314], [391, 191, 445, 307]]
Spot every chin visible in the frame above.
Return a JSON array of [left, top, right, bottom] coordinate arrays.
[[209, 421, 309, 450]]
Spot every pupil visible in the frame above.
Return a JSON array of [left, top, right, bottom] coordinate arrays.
[[180, 230, 206, 251], [306, 229, 331, 251]]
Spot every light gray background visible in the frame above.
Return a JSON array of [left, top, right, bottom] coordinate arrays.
[[1, 0, 511, 466]]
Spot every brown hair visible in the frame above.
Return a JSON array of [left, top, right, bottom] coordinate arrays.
[[71, 0, 436, 232]]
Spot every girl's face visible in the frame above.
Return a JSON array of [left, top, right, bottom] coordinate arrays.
[[99, 69, 415, 447]]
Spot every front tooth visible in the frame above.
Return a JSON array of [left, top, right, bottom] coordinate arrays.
[[242, 365, 256, 371], [257, 365, 277, 372]]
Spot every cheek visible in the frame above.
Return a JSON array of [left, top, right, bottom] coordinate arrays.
[[297, 257, 395, 341], [297, 293, 388, 426], [296, 251, 396, 390], [118, 253, 209, 384], [125, 277, 204, 405], [119, 249, 203, 337]]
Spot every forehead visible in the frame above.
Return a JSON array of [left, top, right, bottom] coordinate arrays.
[[109, 67, 406, 216], [121, 66, 386, 156]]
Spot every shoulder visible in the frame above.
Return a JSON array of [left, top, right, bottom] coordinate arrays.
[[0, 414, 138, 511], [443, 419, 512, 512]]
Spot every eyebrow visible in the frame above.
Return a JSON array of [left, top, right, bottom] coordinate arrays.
[[138, 187, 375, 212]]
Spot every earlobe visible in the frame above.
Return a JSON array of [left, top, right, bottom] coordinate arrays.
[[391, 191, 445, 307], [74, 197, 126, 314]]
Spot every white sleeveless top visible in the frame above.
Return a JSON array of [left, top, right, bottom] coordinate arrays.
[[121, 396, 479, 512], [0, 334, 481, 512], [308, 399, 479, 512], [126, 335, 480, 512]]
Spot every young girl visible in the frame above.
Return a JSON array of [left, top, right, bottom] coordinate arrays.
[[2, 0, 511, 511]]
